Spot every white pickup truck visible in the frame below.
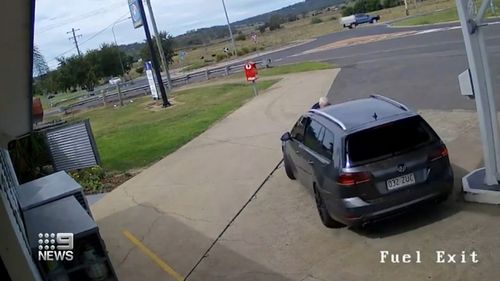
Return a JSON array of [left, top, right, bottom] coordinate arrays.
[[341, 13, 380, 29]]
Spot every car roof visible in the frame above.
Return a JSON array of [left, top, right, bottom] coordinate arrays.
[[310, 95, 416, 133]]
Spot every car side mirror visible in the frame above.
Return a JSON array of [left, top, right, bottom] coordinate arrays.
[[281, 132, 291, 141]]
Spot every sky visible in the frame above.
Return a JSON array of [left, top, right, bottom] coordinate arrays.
[[35, 0, 303, 69]]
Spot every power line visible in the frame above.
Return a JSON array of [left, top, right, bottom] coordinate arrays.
[[78, 13, 130, 46], [67, 28, 82, 56], [46, 13, 130, 65], [36, 1, 125, 34]]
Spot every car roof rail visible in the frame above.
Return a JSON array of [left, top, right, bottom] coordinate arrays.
[[309, 109, 347, 130], [369, 94, 409, 111]]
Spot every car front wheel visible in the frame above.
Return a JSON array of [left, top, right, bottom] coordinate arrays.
[[314, 187, 344, 228], [283, 156, 296, 180]]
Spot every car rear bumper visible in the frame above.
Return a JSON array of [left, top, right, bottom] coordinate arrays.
[[323, 175, 453, 226]]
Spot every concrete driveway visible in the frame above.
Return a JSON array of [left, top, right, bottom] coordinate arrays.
[[188, 109, 500, 281], [92, 67, 500, 281], [91, 69, 339, 281]]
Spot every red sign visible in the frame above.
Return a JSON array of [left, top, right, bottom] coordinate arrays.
[[244, 62, 258, 81]]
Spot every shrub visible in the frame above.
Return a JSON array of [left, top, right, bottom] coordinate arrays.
[[311, 17, 323, 24], [269, 15, 283, 31], [383, 0, 400, 8], [69, 166, 106, 194], [250, 46, 257, 52], [287, 14, 298, 22], [330, 16, 337, 21], [216, 53, 226, 62], [135, 66, 144, 74], [241, 47, 250, 54], [236, 33, 246, 41], [342, 6, 354, 17], [258, 25, 267, 33], [259, 47, 265, 51]]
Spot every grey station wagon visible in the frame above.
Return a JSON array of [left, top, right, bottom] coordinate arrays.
[[280, 95, 453, 228]]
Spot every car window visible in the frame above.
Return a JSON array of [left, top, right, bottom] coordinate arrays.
[[303, 120, 325, 155], [346, 116, 438, 166], [291, 116, 308, 142], [321, 129, 334, 160]]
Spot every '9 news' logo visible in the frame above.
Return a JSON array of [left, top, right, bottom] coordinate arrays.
[[37, 233, 74, 261]]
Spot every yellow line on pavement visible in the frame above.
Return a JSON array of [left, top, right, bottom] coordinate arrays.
[[122, 230, 184, 281]]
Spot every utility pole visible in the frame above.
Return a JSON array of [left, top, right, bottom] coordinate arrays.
[[145, 0, 172, 90], [222, 0, 237, 57], [136, 0, 171, 107], [67, 28, 82, 56], [112, 20, 128, 78]]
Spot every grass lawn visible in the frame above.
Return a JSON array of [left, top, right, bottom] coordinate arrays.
[[259, 61, 333, 77], [393, 0, 500, 26], [393, 8, 458, 26], [38, 90, 89, 109], [69, 61, 333, 172], [73, 80, 278, 172]]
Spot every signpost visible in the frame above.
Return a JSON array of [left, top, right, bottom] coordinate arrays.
[[145, 61, 159, 100], [129, 0, 170, 107], [244, 62, 258, 97], [128, 0, 143, 28]]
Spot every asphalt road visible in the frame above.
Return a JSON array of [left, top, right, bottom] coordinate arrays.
[[75, 21, 500, 112], [258, 22, 500, 111]]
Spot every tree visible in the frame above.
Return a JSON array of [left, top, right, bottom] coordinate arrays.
[[382, 0, 400, 8], [287, 14, 298, 22], [366, 0, 382, 11], [269, 15, 283, 31], [96, 43, 131, 77], [33, 45, 49, 78], [341, 6, 354, 16], [257, 25, 267, 33], [140, 31, 175, 66]]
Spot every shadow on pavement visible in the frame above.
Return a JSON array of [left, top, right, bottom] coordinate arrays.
[[95, 204, 293, 281]]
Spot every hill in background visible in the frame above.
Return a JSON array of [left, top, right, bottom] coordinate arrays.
[[120, 0, 345, 59], [233, 0, 345, 26]]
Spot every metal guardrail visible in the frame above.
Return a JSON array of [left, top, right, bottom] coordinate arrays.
[[65, 60, 268, 110]]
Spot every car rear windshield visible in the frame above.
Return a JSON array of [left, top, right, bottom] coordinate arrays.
[[346, 116, 437, 166]]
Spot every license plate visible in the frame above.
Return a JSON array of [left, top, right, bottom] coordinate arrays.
[[386, 173, 415, 190]]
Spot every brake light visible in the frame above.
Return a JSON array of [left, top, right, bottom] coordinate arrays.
[[337, 172, 372, 186], [429, 146, 448, 162]]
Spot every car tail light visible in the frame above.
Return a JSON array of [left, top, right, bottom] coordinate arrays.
[[429, 145, 448, 162], [337, 172, 372, 186]]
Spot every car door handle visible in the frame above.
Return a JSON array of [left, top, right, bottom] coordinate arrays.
[[307, 160, 314, 165]]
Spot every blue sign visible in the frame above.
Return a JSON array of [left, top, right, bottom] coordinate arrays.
[[128, 0, 143, 29]]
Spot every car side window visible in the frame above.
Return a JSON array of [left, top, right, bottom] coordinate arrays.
[[321, 129, 335, 160], [291, 116, 309, 142], [303, 120, 324, 155]]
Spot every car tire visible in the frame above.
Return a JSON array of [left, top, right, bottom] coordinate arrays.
[[435, 192, 450, 204], [283, 156, 296, 180], [314, 187, 345, 228]]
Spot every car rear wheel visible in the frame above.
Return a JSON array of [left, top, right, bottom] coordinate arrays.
[[283, 156, 296, 180], [435, 192, 450, 204], [314, 187, 344, 228]]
